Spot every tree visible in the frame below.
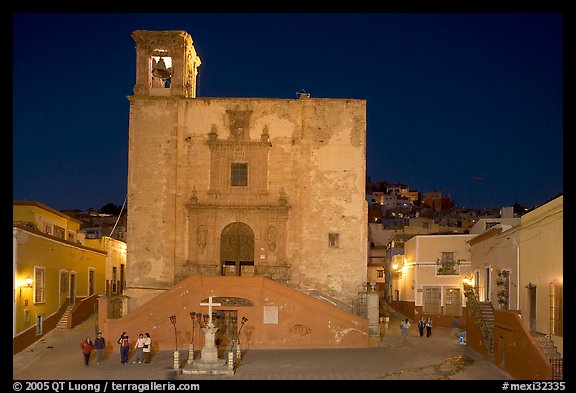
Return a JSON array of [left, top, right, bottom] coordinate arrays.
[[99, 203, 121, 215]]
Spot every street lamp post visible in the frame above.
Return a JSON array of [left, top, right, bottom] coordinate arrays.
[[188, 312, 196, 364], [169, 315, 179, 370]]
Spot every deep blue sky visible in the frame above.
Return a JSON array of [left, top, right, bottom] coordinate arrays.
[[12, 12, 564, 211]]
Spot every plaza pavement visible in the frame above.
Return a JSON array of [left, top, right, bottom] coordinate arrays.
[[13, 313, 513, 382]]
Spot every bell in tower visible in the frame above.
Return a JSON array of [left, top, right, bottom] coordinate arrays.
[[131, 30, 201, 98], [151, 56, 172, 88]]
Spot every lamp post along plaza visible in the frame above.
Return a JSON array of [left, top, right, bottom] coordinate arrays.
[[188, 312, 196, 364], [169, 315, 178, 369]]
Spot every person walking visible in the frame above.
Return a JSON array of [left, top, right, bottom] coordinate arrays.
[[400, 318, 410, 337], [133, 333, 145, 364], [94, 331, 106, 365], [451, 316, 462, 338], [418, 317, 425, 337], [118, 331, 131, 364], [426, 317, 433, 337], [80, 336, 94, 366], [143, 333, 152, 363]]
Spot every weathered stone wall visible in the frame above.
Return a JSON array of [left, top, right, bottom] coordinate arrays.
[[126, 96, 367, 310]]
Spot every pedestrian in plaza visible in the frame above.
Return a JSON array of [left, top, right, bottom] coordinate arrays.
[[426, 317, 433, 337], [143, 333, 152, 363], [94, 331, 106, 365], [133, 333, 145, 364], [400, 318, 410, 337], [451, 316, 462, 338], [118, 331, 131, 364], [80, 336, 94, 366], [418, 317, 426, 337]]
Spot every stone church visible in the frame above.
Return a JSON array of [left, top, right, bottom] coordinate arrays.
[[100, 30, 376, 350]]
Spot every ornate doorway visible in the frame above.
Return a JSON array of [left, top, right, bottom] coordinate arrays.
[[220, 222, 254, 276]]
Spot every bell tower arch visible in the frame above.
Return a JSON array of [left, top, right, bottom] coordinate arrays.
[[131, 30, 201, 98]]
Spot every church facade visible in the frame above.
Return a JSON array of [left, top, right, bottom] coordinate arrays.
[[125, 30, 368, 314]]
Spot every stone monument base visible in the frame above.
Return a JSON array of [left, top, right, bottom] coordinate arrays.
[[181, 358, 234, 375]]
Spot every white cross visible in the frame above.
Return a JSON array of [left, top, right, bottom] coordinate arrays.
[[200, 296, 221, 325]]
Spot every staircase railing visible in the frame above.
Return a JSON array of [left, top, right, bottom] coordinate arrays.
[[463, 283, 491, 353]]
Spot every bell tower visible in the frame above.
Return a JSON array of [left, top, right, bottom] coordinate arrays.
[[131, 30, 201, 98]]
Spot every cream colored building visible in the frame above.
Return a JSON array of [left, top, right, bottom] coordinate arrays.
[[392, 234, 475, 322], [518, 195, 563, 353], [125, 30, 368, 311], [468, 223, 520, 310], [84, 237, 127, 297]]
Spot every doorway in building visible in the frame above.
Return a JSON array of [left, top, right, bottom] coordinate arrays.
[[69, 273, 76, 305], [213, 310, 238, 358], [220, 222, 254, 276], [528, 284, 537, 331]]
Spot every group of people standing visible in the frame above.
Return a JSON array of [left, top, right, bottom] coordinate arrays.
[[118, 332, 152, 364], [399, 317, 433, 338], [79, 331, 152, 366], [418, 317, 433, 337]]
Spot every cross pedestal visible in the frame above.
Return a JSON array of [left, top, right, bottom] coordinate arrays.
[[181, 296, 234, 375]]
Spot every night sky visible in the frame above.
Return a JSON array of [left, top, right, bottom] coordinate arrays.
[[12, 12, 564, 211]]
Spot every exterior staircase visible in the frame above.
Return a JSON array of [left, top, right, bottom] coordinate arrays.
[[532, 333, 563, 380], [477, 301, 495, 360], [463, 284, 494, 359], [56, 304, 74, 329]]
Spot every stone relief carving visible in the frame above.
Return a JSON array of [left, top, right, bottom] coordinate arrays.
[[268, 226, 277, 251], [197, 225, 207, 253], [226, 109, 252, 140]]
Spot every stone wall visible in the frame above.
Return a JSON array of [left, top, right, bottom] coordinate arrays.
[[126, 96, 367, 311]]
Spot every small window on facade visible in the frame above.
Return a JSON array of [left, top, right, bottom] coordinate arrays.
[[231, 163, 248, 186], [60, 272, 68, 293], [34, 267, 45, 304], [54, 225, 65, 239], [437, 251, 458, 275], [112, 267, 117, 293], [377, 269, 384, 278], [328, 233, 339, 248], [68, 232, 75, 242], [45, 224, 52, 235], [88, 269, 95, 296]]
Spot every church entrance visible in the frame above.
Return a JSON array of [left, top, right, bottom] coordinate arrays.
[[213, 310, 238, 358], [220, 222, 255, 276]]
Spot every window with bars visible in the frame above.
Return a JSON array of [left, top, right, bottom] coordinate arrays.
[[231, 163, 248, 186], [34, 267, 45, 304]]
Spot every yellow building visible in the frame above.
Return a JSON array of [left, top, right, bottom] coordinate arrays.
[[13, 201, 107, 353], [84, 237, 127, 297]]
